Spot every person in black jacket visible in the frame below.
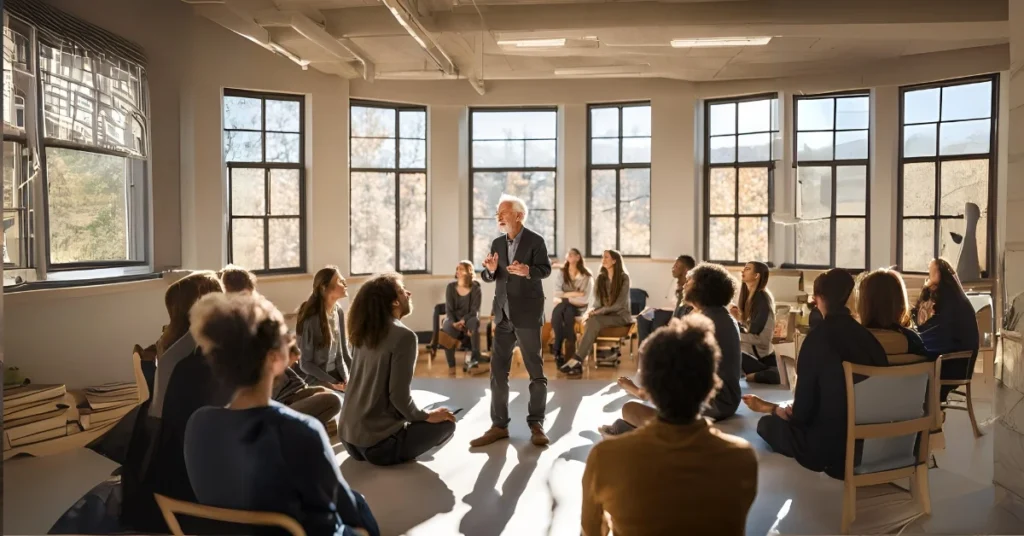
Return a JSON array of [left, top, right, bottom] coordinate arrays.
[[441, 260, 483, 372], [471, 193, 553, 448], [743, 269, 888, 480], [120, 271, 233, 533], [914, 258, 980, 401]]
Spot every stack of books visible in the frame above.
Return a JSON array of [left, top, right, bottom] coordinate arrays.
[[3, 384, 72, 450], [75, 381, 139, 430]]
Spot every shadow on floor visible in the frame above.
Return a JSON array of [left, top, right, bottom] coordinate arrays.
[[460, 441, 542, 536], [341, 458, 456, 536]]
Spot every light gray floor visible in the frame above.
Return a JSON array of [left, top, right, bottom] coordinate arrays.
[[5, 378, 1024, 535]]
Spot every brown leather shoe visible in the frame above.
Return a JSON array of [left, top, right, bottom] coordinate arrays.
[[530, 424, 550, 446], [470, 426, 509, 447]]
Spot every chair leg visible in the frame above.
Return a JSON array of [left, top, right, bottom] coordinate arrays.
[[911, 465, 932, 515], [840, 483, 856, 534], [966, 382, 982, 438]]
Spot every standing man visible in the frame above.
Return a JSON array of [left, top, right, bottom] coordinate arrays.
[[471, 194, 553, 448]]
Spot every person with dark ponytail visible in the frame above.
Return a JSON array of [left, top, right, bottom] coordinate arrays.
[[296, 266, 351, 391], [184, 293, 379, 536], [735, 261, 779, 384], [915, 258, 980, 401], [551, 248, 593, 368]]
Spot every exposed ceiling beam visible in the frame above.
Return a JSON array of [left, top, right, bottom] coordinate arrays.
[[256, 10, 371, 79], [322, 0, 1008, 38]]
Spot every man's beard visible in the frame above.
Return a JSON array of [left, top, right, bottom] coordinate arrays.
[[498, 222, 508, 235]]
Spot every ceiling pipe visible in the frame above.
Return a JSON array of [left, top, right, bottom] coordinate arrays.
[[380, 0, 457, 76], [182, 2, 316, 71], [256, 10, 371, 80]]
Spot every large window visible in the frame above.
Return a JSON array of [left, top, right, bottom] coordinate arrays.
[[224, 90, 305, 274], [470, 108, 557, 264], [348, 101, 427, 275], [3, 140, 31, 267], [704, 94, 778, 264], [794, 92, 869, 269], [587, 102, 651, 256], [898, 75, 997, 274], [34, 31, 149, 272]]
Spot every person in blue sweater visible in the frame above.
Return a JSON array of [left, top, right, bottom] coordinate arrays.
[[913, 258, 980, 401], [183, 293, 379, 536]]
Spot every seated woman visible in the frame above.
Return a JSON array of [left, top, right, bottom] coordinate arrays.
[[743, 269, 888, 480], [600, 262, 742, 435], [339, 274, 457, 466], [120, 271, 233, 533], [856, 268, 927, 359], [914, 258, 980, 401], [560, 250, 632, 376], [551, 248, 593, 368], [184, 293, 379, 536], [736, 261, 779, 385], [440, 260, 483, 373], [273, 344, 343, 436], [297, 266, 351, 391], [582, 315, 758, 536]]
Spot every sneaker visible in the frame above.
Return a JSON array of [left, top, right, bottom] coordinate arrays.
[[560, 359, 583, 377], [530, 424, 550, 446], [470, 426, 510, 447]]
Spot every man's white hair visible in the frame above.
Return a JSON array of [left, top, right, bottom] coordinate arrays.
[[498, 193, 529, 223]]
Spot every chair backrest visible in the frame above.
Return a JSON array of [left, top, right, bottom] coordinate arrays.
[[154, 493, 307, 536], [843, 361, 937, 479], [629, 288, 648, 315]]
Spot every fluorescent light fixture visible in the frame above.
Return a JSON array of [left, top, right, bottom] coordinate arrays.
[[497, 38, 567, 48], [554, 64, 649, 76], [670, 37, 772, 48]]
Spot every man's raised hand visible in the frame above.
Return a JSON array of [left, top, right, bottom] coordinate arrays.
[[483, 252, 499, 272]]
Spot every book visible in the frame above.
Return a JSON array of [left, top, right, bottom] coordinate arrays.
[[9, 424, 69, 447], [85, 391, 138, 409], [3, 395, 66, 420], [85, 381, 136, 394], [79, 403, 135, 430], [5, 406, 70, 442], [3, 384, 67, 410]]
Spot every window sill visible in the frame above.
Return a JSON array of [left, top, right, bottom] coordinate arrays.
[[4, 271, 164, 299]]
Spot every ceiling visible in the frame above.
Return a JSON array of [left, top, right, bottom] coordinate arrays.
[[184, 0, 1010, 91]]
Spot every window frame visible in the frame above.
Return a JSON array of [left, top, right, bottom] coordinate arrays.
[[347, 99, 428, 276], [224, 88, 307, 275], [468, 106, 559, 263], [702, 92, 778, 266], [3, 138, 32, 269], [585, 101, 652, 258], [896, 73, 999, 275], [792, 89, 871, 270]]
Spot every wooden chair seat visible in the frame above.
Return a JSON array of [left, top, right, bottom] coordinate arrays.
[[154, 493, 308, 536]]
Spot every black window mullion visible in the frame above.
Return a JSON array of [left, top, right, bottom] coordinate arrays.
[[263, 168, 270, 271]]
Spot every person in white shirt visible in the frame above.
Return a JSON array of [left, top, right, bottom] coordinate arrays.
[[637, 255, 695, 344]]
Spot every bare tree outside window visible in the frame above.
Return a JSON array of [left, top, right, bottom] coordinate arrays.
[[705, 95, 778, 264], [224, 90, 304, 273], [587, 103, 651, 257], [794, 93, 869, 269], [470, 109, 557, 265], [898, 75, 996, 274], [349, 101, 427, 275]]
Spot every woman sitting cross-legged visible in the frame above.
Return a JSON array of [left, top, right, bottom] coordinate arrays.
[[913, 258, 980, 402], [440, 260, 483, 373], [856, 268, 927, 359], [743, 268, 888, 480], [561, 249, 632, 376], [599, 262, 742, 436], [273, 344, 343, 437], [183, 293, 380, 536], [582, 314, 758, 536], [551, 248, 594, 368], [340, 273, 457, 466], [735, 261, 780, 384], [297, 265, 352, 392]]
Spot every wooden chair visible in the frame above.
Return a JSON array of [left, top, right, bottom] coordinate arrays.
[[840, 360, 938, 534], [154, 493, 307, 536], [936, 351, 982, 438], [575, 318, 637, 369]]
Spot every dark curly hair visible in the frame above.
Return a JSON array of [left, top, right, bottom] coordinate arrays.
[[348, 273, 403, 350], [219, 264, 257, 294], [684, 262, 737, 308], [640, 314, 722, 424], [190, 293, 289, 389]]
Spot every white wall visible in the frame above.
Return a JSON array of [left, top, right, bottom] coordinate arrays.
[[2, 0, 1013, 387]]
